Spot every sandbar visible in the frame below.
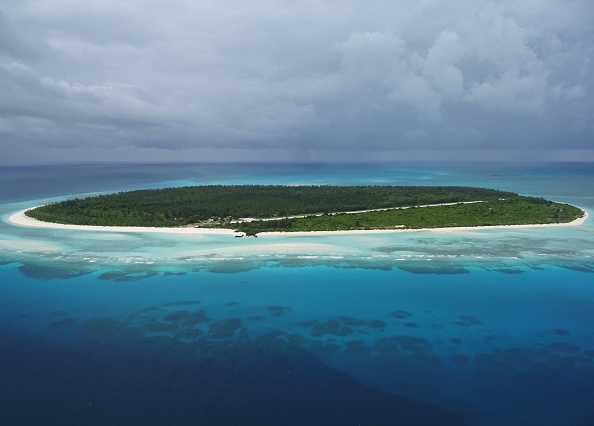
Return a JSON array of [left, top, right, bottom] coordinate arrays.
[[7, 207, 589, 237]]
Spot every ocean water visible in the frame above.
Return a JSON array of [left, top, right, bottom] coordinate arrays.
[[1, 162, 593, 425]]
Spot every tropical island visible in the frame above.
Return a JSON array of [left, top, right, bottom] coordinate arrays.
[[23, 185, 585, 236]]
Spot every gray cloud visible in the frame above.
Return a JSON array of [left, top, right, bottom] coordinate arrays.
[[0, 0, 593, 164]]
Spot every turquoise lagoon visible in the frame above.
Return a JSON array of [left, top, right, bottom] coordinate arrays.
[[1, 163, 593, 425]]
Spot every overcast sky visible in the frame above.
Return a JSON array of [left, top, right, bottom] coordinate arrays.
[[1, 0, 593, 164]]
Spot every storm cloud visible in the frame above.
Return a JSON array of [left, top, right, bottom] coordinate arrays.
[[1, 0, 592, 163]]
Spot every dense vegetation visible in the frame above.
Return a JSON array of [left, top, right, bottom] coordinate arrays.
[[25, 185, 583, 235], [235, 198, 583, 235]]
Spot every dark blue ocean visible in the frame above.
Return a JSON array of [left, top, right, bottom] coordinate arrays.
[[1, 163, 593, 425]]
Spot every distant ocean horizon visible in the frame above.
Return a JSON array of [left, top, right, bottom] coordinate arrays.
[[1, 162, 593, 425]]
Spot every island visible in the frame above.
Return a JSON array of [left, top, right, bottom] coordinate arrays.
[[23, 185, 585, 236]]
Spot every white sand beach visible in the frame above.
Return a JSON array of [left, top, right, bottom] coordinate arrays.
[[7, 207, 589, 237], [7, 209, 237, 235]]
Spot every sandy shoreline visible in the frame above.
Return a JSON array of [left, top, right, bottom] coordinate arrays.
[[7, 209, 237, 235], [7, 207, 589, 237]]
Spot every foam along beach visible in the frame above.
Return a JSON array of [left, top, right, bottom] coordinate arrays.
[[7, 206, 589, 237]]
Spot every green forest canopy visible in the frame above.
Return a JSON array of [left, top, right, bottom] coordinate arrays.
[[25, 185, 584, 235]]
